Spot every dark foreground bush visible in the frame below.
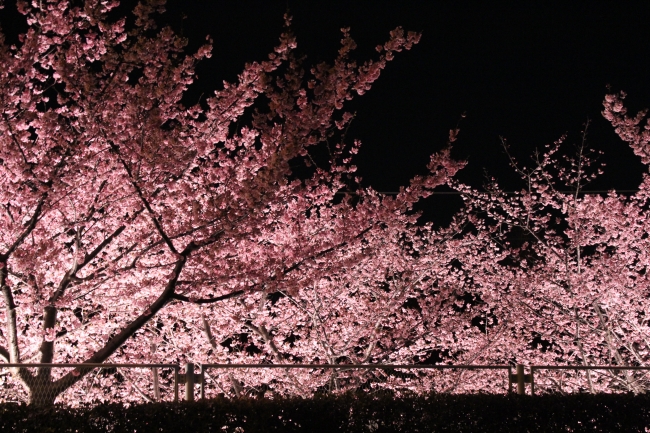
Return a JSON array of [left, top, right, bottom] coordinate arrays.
[[1, 392, 649, 432]]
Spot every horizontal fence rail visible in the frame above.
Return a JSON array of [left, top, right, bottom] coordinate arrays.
[[1, 362, 649, 405], [529, 365, 650, 395], [195, 363, 513, 401], [0, 363, 180, 405]]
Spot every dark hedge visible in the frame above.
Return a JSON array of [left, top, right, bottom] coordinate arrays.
[[1, 392, 648, 432]]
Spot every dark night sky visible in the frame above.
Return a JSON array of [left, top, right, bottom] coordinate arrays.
[[3, 1, 650, 224], [161, 1, 650, 224]]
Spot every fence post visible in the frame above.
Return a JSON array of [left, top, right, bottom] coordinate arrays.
[[507, 365, 513, 393], [200, 365, 205, 401], [151, 366, 160, 400], [185, 362, 194, 402], [173, 367, 179, 402], [150, 343, 160, 401], [530, 367, 535, 396], [516, 364, 525, 395]]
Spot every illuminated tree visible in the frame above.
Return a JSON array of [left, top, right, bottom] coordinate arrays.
[[0, 0, 476, 405], [453, 94, 650, 393]]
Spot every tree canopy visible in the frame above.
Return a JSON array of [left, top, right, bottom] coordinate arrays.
[[1, 0, 650, 406]]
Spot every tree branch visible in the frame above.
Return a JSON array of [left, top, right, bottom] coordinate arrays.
[[1, 282, 34, 385], [171, 290, 244, 304], [113, 148, 179, 255], [117, 367, 155, 403], [51, 255, 188, 394], [2, 140, 72, 260], [38, 306, 57, 367], [3, 196, 46, 258], [1, 284, 21, 364], [201, 313, 218, 349], [49, 225, 127, 304], [280, 225, 373, 277], [82, 225, 127, 268], [244, 321, 307, 396]]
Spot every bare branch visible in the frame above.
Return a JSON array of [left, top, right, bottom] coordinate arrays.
[[171, 290, 244, 304]]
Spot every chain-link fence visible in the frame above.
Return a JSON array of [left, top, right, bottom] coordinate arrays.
[[0, 363, 180, 406], [529, 365, 650, 395], [194, 364, 513, 401], [3, 363, 650, 405]]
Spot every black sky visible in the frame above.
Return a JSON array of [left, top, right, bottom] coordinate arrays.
[[3, 1, 650, 224]]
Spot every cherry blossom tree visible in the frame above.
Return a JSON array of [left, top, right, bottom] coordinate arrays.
[[192, 206, 493, 398], [0, 0, 476, 405], [452, 94, 650, 393]]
